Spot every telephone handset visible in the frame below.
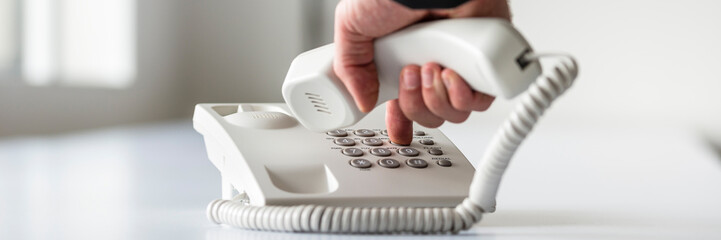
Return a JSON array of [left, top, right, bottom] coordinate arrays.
[[195, 18, 578, 234], [282, 18, 541, 132]]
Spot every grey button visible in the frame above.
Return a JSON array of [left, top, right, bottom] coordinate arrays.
[[342, 148, 364, 157], [406, 158, 428, 168], [378, 158, 400, 168], [370, 148, 392, 156], [349, 159, 372, 168], [380, 130, 388, 136], [362, 138, 383, 146], [436, 160, 452, 167], [397, 147, 420, 156], [428, 149, 443, 155], [327, 130, 348, 137], [419, 139, 435, 145], [354, 129, 375, 137], [413, 131, 426, 136], [334, 138, 355, 146]]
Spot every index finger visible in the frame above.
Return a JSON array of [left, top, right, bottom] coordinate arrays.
[[386, 99, 413, 145]]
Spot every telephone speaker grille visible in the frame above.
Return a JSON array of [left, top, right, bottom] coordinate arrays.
[[250, 112, 282, 119], [305, 93, 331, 115]]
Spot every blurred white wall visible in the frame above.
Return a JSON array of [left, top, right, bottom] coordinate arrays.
[[507, 0, 721, 133], [0, 0, 183, 136], [177, 0, 337, 112], [0, 0, 337, 137]]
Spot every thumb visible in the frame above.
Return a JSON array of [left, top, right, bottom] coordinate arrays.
[[332, 39, 379, 113], [332, 0, 428, 112]]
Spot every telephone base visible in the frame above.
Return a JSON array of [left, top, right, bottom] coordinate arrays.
[[193, 103, 476, 208]]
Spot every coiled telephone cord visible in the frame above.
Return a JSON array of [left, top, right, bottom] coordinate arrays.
[[206, 54, 578, 234]]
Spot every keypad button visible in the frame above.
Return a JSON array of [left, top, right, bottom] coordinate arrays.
[[380, 130, 388, 136], [397, 147, 420, 156], [419, 139, 435, 145], [378, 158, 400, 168], [428, 149, 444, 155], [362, 138, 383, 146], [436, 160, 452, 167], [354, 129, 375, 137], [406, 159, 428, 168], [342, 148, 364, 157], [413, 131, 426, 136], [349, 159, 372, 168], [334, 138, 355, 146], [370, 148, 392, 157], [327, 130, 348, 137]]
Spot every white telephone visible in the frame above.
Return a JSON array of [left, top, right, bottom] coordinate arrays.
[[195, 18, 578, 234]]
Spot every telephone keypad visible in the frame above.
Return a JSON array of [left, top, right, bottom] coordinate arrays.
[[342, 148, 364, 157], [329, 129, 452, 170]]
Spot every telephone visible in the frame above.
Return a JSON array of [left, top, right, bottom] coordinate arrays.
[[195, 18, 578, 234]]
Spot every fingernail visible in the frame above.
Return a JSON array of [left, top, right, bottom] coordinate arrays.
[[442, 72, 451, 88], [403, 69, 419, 90], [422, 67, 433, 88]]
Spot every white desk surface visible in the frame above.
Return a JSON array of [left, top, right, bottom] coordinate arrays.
[[2, 113, 720, 240]]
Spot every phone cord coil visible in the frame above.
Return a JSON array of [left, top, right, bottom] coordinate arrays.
[[206, 54, 578, 234]]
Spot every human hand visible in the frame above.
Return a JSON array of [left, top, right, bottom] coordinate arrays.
[[333, 0, 511, 145]]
